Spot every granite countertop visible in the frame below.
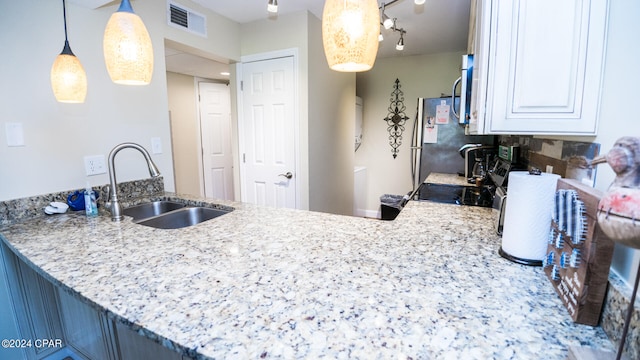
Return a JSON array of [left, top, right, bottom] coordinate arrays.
[[423, 172, 471, 186], [0, 191, 614, 359]]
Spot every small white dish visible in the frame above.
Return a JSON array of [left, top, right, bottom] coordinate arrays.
[[44, 206, 58, 215], [44, 202, 69, 215], [50, 202, 69, 211]]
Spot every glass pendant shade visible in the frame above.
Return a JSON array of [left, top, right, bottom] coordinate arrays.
[[103, 0, 154, 85], [51, 0, 87, 103], [322, 0, 380, 72], [51, 43, 88, 103]]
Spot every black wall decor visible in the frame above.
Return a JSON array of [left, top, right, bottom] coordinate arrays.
[[383, 78, 409, 158]]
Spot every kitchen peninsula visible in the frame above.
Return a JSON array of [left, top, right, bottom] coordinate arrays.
[[0, 189, 613, 359]]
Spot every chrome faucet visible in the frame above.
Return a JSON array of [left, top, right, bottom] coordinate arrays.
[[106, 142, 161, 221]]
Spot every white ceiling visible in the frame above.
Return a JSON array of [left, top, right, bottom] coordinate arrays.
[[168, 0, 472, 80]]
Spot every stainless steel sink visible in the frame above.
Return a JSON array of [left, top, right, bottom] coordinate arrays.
[[122, 201, 186, 220], [135, 207, 230, 229]]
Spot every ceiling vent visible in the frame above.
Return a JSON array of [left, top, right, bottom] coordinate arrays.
[[168, 2, 206, 37]]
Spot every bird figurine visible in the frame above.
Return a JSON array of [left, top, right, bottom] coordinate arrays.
[[591, 136, 640, 249]]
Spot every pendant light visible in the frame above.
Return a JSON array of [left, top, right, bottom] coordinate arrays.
[[103, 0, 154, 85], [51, 0, 87, 103], [322, 0, 380, 72]]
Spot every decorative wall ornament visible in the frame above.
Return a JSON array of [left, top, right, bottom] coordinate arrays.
[[383, 78, 409, 158]]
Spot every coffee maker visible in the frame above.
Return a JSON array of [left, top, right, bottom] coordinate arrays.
[[458, 144, 497, 181]]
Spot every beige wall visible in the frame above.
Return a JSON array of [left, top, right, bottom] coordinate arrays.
[[166, 72, 201, 197], [307, 15, 356, 216], [0, 0, 240, 201], [355, 52, 465, 215]]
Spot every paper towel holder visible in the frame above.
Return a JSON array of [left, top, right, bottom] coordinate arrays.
[[498, 170, 560, 267], [498, 248, 542, 266]]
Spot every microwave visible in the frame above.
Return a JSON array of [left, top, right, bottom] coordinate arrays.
[[451, 54, 474, 125]]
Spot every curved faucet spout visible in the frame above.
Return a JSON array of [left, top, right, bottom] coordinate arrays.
[[107, 142, 161, 221]]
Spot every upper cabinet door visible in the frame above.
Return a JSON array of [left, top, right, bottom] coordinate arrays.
[[471, 0, 609, 135]]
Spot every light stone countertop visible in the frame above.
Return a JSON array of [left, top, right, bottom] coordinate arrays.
[[424, 172, 472, 186], [0, 192, 614, 359]]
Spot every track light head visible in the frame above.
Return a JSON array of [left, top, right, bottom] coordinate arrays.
[[396, 33, 404, 51], [382, 13, 394, 29], [267, 0, 278, 13]]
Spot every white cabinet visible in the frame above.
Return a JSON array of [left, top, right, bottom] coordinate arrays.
[[469, 0, 609, 135]]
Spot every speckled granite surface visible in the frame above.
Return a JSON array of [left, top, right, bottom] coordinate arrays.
[[423, 172, 470, 187], [600, 271, 639, 359], [0, 177, 165, 227], [0, 192, 616, 359]]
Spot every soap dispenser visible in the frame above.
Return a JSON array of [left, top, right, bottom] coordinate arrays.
[[84, 182, 98, 217]]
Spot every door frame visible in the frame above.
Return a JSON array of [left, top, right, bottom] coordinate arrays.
[[236, 48, 301, 209]]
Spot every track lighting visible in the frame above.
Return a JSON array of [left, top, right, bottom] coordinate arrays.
[[267, 0, 278, 14], [379, 1, 408, 51], [396, 32, 405, 51], [381, 4, 394, 29]]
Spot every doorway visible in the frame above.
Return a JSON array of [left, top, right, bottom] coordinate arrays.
[[165, 43, 234, 199]]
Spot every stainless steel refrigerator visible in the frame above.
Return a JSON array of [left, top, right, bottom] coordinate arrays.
[[410, 96, 495, 192]]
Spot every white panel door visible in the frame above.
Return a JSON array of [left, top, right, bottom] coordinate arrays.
[[240, 56, 296, 208], [199, 82, 234, 200]]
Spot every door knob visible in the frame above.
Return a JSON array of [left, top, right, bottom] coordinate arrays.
[[278, 172, 293, 179]]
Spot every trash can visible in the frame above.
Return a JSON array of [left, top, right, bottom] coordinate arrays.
[[380, 194, 405, 220]]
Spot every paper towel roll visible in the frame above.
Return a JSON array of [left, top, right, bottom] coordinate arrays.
[[500, 171, 560, 265]]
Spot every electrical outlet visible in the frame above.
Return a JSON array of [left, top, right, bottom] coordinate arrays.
[[546, 165, 554, 173], [151, 137, 162, 154], [84, 155, 106, 176]]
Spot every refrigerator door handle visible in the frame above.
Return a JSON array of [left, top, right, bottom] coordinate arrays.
[[451, 76, 462, 119]]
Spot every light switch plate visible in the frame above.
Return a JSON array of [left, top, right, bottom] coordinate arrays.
[[5, 122, 24, 147], [151, 137, 162, 154]]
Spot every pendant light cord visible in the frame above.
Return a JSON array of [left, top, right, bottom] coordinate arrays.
[[62, 0, 68, 42], [60, 0, 74, 55]]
